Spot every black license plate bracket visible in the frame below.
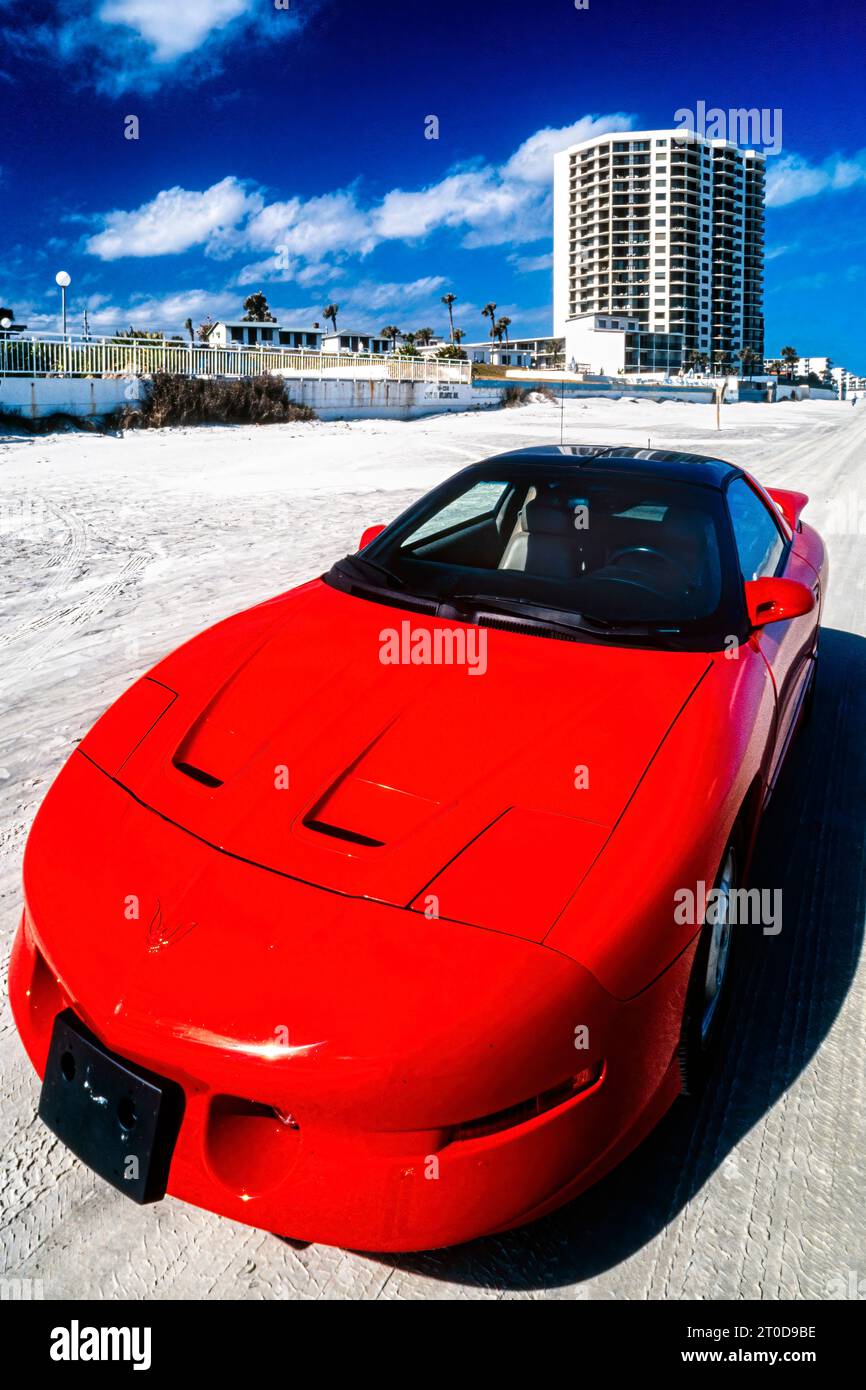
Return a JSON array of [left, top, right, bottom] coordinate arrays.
[[39, 1009, 184, 1204]]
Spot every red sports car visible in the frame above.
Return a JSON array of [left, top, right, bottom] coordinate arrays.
[[10, 445, 826, 1251]]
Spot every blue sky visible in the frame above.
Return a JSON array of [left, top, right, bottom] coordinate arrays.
[[2, 0, 864, 369]]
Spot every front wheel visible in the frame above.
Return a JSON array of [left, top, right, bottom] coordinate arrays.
[[678, 844, 737, 1096]]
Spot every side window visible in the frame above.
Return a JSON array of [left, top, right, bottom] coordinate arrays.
[[400, 481, 509, 547], [727, 478, 785, 581]]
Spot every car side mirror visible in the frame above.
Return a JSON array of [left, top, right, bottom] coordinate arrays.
[[744, 577, 815, 628], [358, 524, 386, 550]]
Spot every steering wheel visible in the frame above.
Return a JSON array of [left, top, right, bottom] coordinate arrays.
[[606, 545, 695, 589]]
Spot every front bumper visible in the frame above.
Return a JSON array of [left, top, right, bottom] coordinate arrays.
[[10, 753, 688, 1251]]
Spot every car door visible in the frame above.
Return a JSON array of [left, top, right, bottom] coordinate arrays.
[[726, 476, 818, 792]]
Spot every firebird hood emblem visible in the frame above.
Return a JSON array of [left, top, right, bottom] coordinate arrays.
[[146, 900, 198, 954]]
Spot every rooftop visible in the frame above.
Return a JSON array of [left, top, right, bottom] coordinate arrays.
[[475, 444, 738, 487]]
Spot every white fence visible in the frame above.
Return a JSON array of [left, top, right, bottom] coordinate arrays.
[[0, 334, 472, 385]]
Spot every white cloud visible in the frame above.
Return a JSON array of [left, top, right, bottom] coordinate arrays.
[[4, 0, 308, 94], [341, 276, 446, 312], [247, 190, 377, 258], [28, 276, 452, 336], [16, 286, 240, 335], [86, 178, 262, 259], [97, 0, 251, 62], [84, 111, 638, 271], [766, 150, 866, 207], [501, 113, 636, 184], [509, 251, 554, 274]]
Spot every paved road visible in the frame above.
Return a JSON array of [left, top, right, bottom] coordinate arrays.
[[1, 399, 864, 1299]]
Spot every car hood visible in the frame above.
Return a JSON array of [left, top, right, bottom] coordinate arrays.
[[23, 752, 610, 1128], [82, 579, 711, 925]]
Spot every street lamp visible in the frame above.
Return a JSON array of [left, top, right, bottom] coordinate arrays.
[[0, 316, 10, 378], [55, 271, 71, 336]]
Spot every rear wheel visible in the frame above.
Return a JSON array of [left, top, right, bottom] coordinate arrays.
[[678, 844, 737, 1096]]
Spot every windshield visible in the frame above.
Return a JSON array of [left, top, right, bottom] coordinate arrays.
[[328, 465, 741, 646]]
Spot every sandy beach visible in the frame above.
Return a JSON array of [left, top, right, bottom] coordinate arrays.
[[1, 395, 864, 1298]]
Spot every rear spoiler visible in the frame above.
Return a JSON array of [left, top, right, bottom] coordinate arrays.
[[766, 488, 809, 533]]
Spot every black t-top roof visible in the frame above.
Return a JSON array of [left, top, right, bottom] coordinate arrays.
[[478, 445, 739, 488]]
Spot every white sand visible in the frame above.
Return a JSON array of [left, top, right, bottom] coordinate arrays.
[[1, 396, 864, 1298]]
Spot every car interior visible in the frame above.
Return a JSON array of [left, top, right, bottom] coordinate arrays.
[[395, 478, 722, 618]]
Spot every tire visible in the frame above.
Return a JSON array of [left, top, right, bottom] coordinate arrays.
[[678, 843, 738, 1097]]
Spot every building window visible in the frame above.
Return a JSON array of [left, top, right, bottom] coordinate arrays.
[[230, 327, 243, 343]]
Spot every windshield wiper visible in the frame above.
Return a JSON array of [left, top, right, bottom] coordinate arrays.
[[444, 593, 599, 637], [577, 612, 683, 636], [444, 593, 684, 641]]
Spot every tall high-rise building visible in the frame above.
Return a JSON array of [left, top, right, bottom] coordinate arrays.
[[553, 130, 765, 369]]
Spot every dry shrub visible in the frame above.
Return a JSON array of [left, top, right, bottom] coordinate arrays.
[[119, 372, 316, 428]]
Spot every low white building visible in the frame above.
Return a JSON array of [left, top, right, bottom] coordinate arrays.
[[203, 319, 323, 350], [764, 355, 836, 383], [321, 330, 392, 355], [829, 365, 865, 399], [509, 337, 565, 370], [461, 341, 533, 368], [564, 312, 684, 377]]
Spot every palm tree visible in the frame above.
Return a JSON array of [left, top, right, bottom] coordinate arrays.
[[184, 318, 194, 345], [242, 292, 276, 323], [441, 292, 457, 342], [323, 303, 340, 334], [380, 325, 401, 353], [397, 332, 419, 357], [738, 345, 759, 381], [780, 345, 798, 381], [452, 328, 465, 346], [414, 327, 435, 346], [712, 349, 729, 377], [496, 316, 512, 345], [482, 302, 498, 342]]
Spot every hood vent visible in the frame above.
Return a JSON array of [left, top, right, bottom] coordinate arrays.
[[302, 817, 384, 848], [173, 760, 223, 789]]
